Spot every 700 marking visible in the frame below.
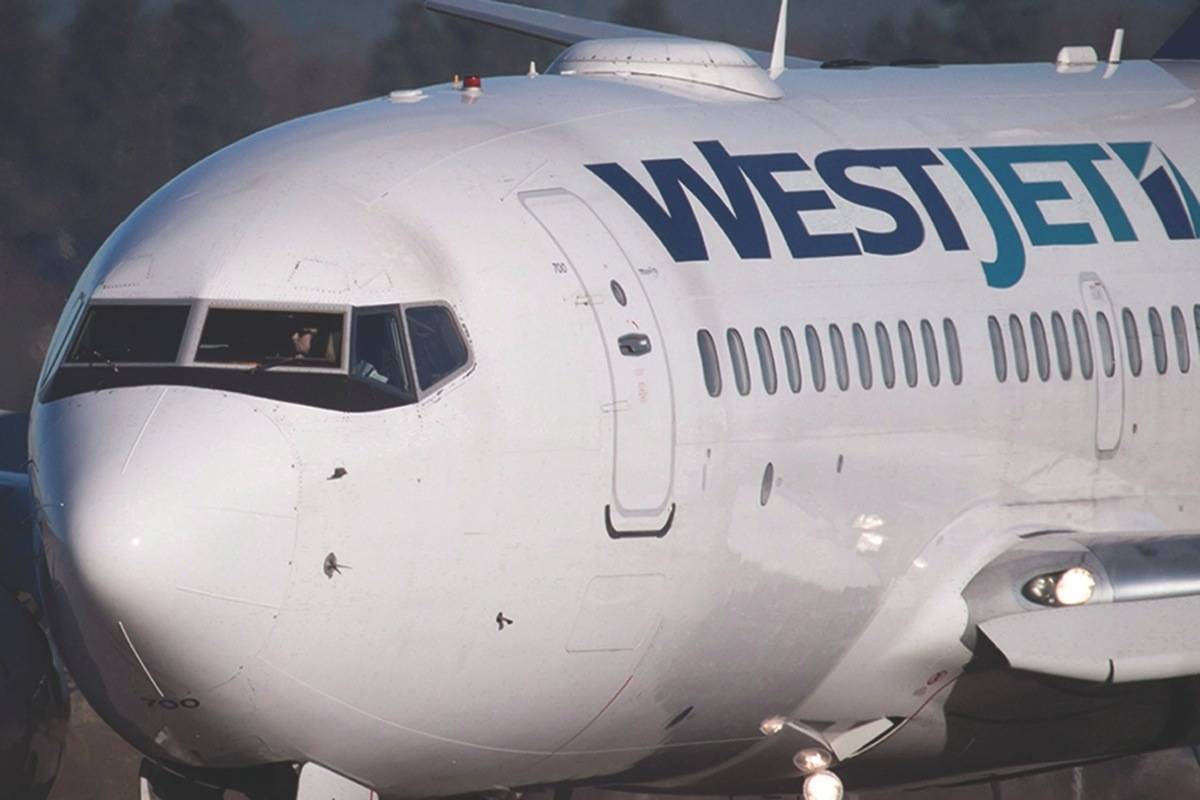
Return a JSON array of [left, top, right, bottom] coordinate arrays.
[[143, 697, 200, 710]]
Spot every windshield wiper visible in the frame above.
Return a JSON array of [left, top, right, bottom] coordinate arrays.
[[251, 356, 304, 373], [87, 350, 119, 373]]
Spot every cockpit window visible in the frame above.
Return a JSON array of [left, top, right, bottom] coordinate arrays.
[[352, 309, 414, 394], [406, 305, 469, 390], [196, 309, 343, 369], [66, 305, 190, 364]]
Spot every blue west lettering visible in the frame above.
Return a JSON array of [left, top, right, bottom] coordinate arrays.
[[735, 151, 861, 259], [585, 141, 769, 261]]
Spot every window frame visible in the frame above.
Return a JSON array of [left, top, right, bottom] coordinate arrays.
[[852, 323, 873, 390], [988, 315, 1008, 383], [401, 302, 475, 394], [920, 319, 941, 387], [806, 325, 827, 393], [1009, 314, 1031, 383], [1096, 311, 1117, 378], [1072, 310, 1094, 381], [350, 304, 418, 401], [944, 318, 963, 386], [183, 300, 351, 372], [1173, 306, 1191, 374], [62, 299, 196, 368], [698, 329, 722, 397], [1050, 311, 1072, 381], [728, 328, 752, 396], [1030, 312, 1051, 382], [829, 324, 851, 391], [898, 321, 919, 388], [1148, 306, 1168, 376], [754, 327, 779, 396], [780, 326, 802, 393], [1122, 307, 1143, 377], [876, 322, 896, 389]]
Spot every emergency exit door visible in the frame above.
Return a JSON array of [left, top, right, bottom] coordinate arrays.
[[1080, 274, 1124, 454], [522, 189, 676, 536]]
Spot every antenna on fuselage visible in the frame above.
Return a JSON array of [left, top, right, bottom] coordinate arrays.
[[770, 0, 789, 80]]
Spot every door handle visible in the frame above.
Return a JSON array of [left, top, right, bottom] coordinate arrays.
[[618, 333, 652, 357]]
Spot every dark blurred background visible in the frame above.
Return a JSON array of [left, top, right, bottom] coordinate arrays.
[[2, 0, 1198, 412]]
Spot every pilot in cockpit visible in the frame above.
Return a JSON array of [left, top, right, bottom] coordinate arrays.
[[289, 325, 339, 365]]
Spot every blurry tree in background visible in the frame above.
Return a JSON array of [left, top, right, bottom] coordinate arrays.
[[161, 0, 262, 174], [366, 5, 560, 96], [0, 0, 1195, 410], [612, 0, 673, 30], [61, 0, 172, 253]]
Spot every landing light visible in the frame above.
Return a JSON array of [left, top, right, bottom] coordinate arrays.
[[793, 748, 834, 774], [759, 717, 787, 736], [1022, 567, 1096, 607], [1055, 567, 1097, 606], [803, 771, 844, 800]]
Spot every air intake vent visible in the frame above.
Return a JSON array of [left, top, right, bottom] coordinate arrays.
[[548, 37, 783, 100]]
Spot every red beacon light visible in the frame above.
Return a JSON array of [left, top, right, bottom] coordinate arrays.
[[463, 75, 483, 91]]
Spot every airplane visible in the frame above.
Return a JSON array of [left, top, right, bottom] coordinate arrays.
[[5, 0, 1200, 797]]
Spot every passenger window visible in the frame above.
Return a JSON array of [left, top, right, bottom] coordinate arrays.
[[1050, 312, 1072, 380], [920, 319, 940, 387], [898, 321, 918, 388], [1194, 306, 1200, 364], [829, 325, 850, 391], [988, 316, 1007, 383], [755, 327, 778, 395], [1172, 306, 1191, 374], [1030, 313, 1051, 382], [1009, 315, 1030, 383], [805, 325, 827, 392], [727, 329, 752, 396], [1072, 311, 1094, 380], [944, 319, 963, 386], [405, 306, 470, 390], [195, 308, 342, 368], [68, 304, 191, 365], [852, 324, 873, 390], [875, 322, 896, 389], [1122, 308, 1142, 377], [1148, 307, 1168, 375], [697, 330, 722, 397], [352, 309, 414, 393], [780, 326, 802, 393], [1096, 311, 1116, 378]]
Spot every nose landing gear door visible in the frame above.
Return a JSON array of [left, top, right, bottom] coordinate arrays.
[[522, 190, 676, 537]]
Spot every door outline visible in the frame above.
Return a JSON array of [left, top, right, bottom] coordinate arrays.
[[1080, 273, 1125, 455], [521, 189, 677, 532]]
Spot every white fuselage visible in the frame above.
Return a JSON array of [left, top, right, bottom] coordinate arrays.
[[28, 58, 1200, 796]]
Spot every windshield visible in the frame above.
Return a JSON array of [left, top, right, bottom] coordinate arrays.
[[196, 309, 344, 369], [65, 305, 190, 364]]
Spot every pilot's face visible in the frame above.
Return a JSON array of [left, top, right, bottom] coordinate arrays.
[[291, 328, 315, 355]]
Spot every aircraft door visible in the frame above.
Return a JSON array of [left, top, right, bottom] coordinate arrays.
[[522, 190, 676, 536], [1080, 275, 1124, 454]]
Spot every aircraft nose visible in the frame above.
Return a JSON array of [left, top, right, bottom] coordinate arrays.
[[33, 388, 298, 746]]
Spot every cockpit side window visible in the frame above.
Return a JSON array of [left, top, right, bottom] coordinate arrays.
[[196, 309, 343, 369], [352, 308, 414, 395], [404, 305, 470, 390], [66, 304, 190, 364]]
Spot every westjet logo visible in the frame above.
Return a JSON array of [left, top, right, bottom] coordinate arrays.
[[586, 141, 1200, 289]]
